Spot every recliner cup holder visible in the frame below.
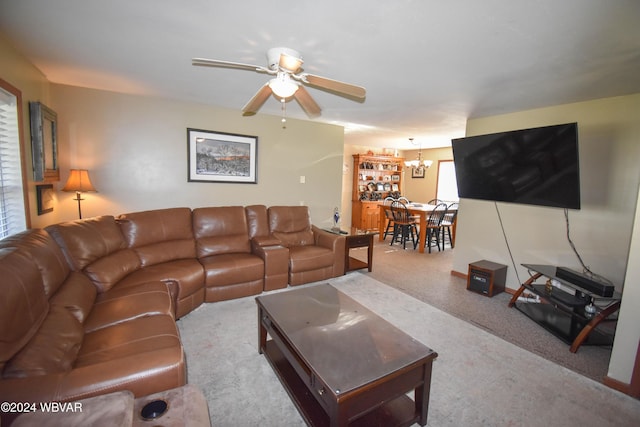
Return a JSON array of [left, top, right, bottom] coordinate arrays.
[[140, 399, 168, 420]]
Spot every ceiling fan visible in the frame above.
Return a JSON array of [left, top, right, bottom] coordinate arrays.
[[192, 47, 366, 118]]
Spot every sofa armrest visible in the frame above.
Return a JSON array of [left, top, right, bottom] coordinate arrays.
[[251, 235, 282, 248], [0, 346, 186, 406], [251, 243, 289, 291], [313, 225, 345, 250], [312, 226, 346, 276]]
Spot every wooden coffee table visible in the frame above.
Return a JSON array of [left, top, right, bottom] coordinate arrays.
[[256, 284, 438, 426]]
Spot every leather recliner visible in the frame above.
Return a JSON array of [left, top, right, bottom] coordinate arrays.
[[268, 206, 345, 285]]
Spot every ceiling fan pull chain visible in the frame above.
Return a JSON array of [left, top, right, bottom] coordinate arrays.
[[281, 98, 287, 128]]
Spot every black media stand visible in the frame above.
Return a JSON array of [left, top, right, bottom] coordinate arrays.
[[508, 264, 621, 353]]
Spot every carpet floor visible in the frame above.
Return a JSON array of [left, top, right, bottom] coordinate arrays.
[[177, 274, 640, 426]]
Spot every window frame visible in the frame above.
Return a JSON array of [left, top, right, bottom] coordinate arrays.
[[0, 77, 31, 235]]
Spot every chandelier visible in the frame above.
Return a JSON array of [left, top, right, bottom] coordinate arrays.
[[404, 138, 433, 169]]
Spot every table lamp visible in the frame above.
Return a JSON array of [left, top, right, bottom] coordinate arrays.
[[62, 169, 97, 219]]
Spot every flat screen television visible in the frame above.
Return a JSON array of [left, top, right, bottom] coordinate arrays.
[[451, 122, 580, 209]]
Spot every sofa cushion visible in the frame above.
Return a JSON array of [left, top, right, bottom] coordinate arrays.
[[114, 259, 204, 319], [268, 206, 315, 247], [199, 253, 264, 287], [49, 272, 97, 324], [0, 248, 49, 372], [117, 208, 196, 266], [245, 204, 269, 238], [3, 305, 83, 378], [82, 248, 142, 293], [0, 229, 70, 298], [193, 206, 251, 257], [76, 315, 180, 367], [46, 216, 128, 270], [115, 259, 204, 299], [46, 216, 141, 293], [84, 281, 174, 333], [288, 245, 336, 273]]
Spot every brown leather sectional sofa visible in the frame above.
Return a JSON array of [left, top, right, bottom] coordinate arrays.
[[0, 204, 345, 422]]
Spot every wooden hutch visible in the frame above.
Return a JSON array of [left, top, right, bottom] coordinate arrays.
[[351, 153, 404, 232]]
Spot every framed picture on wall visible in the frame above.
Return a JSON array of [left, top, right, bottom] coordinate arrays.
[[36, 184, 54, 215], [29, 102, 60, 182], [411, 167, 425, 178], [187, 128, 258, 183]]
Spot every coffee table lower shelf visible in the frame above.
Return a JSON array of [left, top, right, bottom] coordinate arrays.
[[262, 340, 420, 427]]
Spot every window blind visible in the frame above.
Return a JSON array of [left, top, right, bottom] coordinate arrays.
[[0, 87, 26, 239]]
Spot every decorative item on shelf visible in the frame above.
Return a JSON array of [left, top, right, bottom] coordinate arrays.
[[332, 207, 341, 232], [404, 138, 433, 178], [62, 169, 97, 219]]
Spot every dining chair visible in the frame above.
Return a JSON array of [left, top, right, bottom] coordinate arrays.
[[423, 202, 448, 253], [382, 196, 396, 240], [427, 198, 443, 205], [389, 200, 418, 249], [441, 202, 459, 249]]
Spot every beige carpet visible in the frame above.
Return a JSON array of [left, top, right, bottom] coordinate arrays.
[[177, 273, 640, 426]]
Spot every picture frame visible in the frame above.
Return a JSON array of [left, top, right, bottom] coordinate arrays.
[[187, 128, 258, 183], [36, 184, 54, 215], [411, 167, 425, 178], [29, 102, 60, 182]]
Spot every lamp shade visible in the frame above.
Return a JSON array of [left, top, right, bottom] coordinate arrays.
[[268, 74, 299, 98], [62, 169, 97, 193]]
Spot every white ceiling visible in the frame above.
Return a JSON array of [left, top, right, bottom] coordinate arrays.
[[1, 0, 639, 149]]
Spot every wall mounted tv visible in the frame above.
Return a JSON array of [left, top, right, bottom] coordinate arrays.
[[451, 122, 580, 209]]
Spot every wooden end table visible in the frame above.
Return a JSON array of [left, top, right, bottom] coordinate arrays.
[[344, 229, 374, 274]]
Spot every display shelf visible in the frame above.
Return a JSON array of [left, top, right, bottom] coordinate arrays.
[[351, 154, 404, 232]]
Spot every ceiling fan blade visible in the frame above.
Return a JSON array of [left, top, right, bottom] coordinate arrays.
[[293, 86, 321, 118], [242, 84, 273, 116], [301, 74, 366, 99], [192, 58, 270, 73]]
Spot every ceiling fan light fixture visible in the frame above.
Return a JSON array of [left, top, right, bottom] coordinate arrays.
[[279, 53, 303, 73], [269, 74, 299, 98], [267, 47, 302, 71]]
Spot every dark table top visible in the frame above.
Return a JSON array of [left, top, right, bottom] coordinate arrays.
[[256, 284, 437, 395]]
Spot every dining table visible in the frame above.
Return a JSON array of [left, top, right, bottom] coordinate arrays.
[[378, 202, 457, 253]]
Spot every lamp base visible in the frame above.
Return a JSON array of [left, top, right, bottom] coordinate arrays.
[[73, 191, 85, 219]]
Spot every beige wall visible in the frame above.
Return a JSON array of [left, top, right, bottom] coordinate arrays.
[[0, 33, 52, 228], [44, 84, 344, 227], [451, 93, 640, 386], [402, 147, 454, 203], [609, 181, 640, 386]]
